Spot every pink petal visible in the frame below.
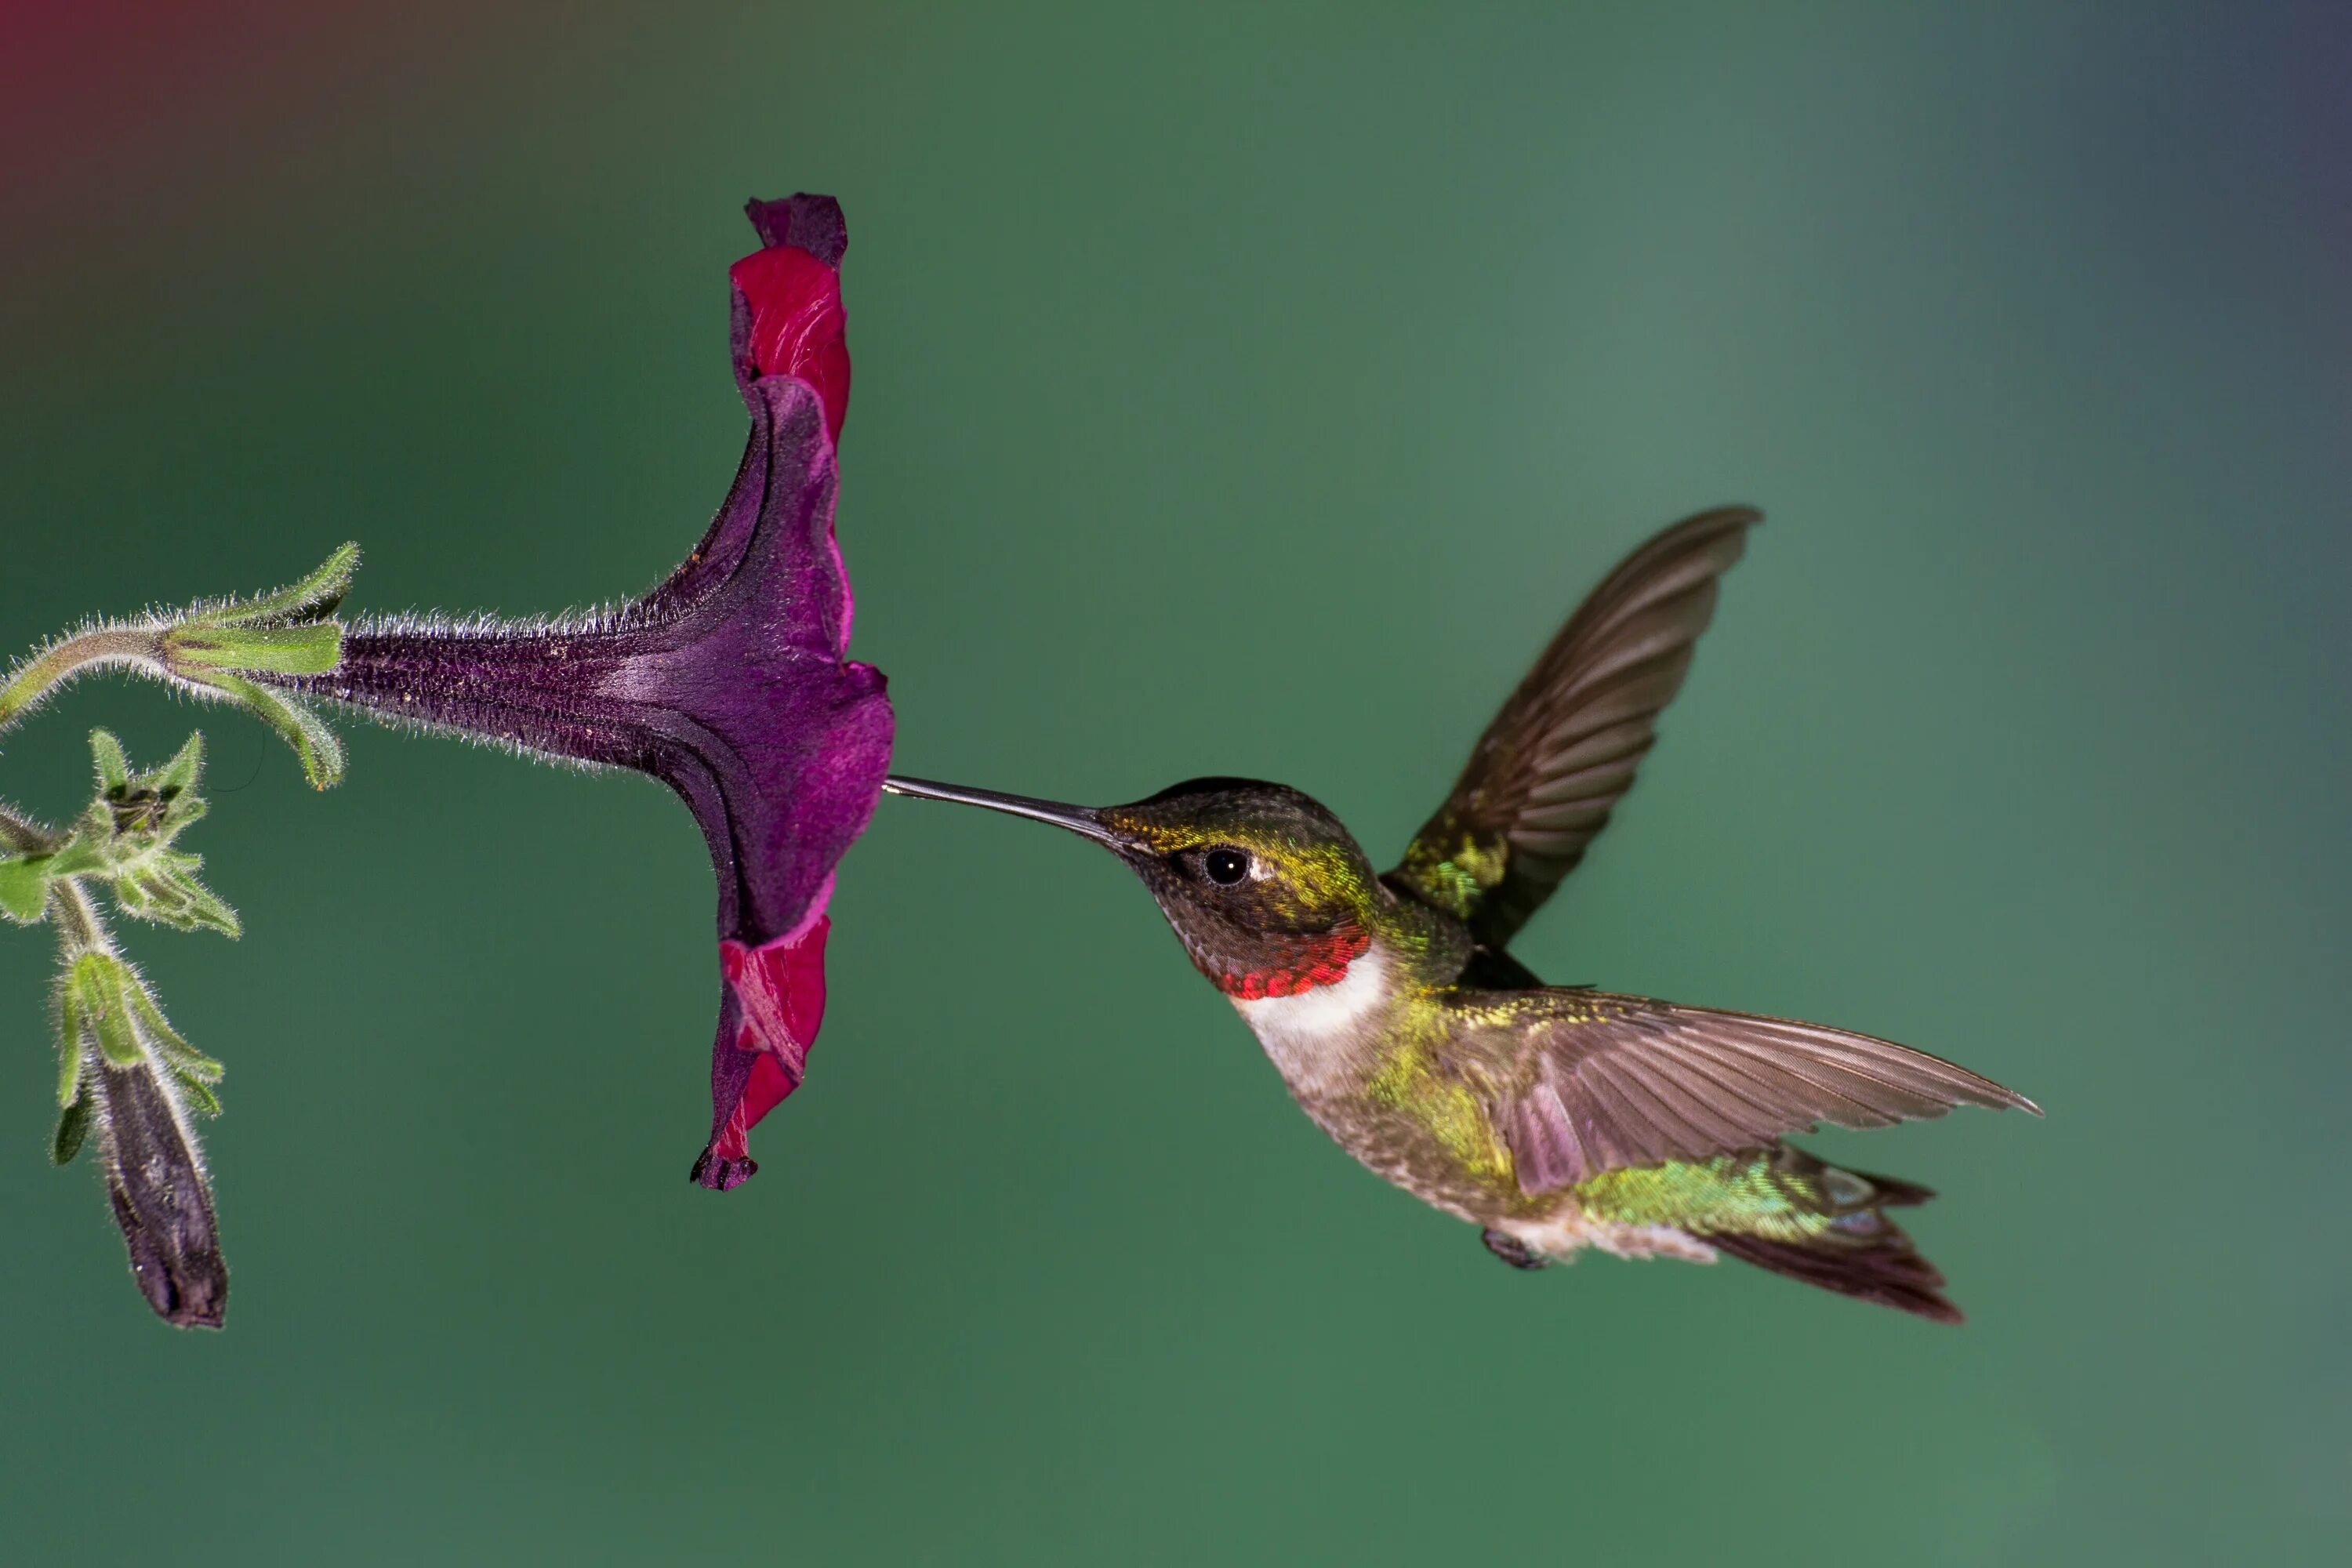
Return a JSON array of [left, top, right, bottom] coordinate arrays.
[[698, 915, 831, 1186], [730, 245, 850, 441]]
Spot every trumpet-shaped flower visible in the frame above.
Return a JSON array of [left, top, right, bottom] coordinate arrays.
[[269, 194, 891, 1188]]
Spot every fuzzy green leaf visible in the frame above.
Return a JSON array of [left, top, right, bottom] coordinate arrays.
[[43, 837, 107, 878], [0, 856, 49, 922]]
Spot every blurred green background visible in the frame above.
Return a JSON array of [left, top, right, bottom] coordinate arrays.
[[2, 2, 2345, 1563]]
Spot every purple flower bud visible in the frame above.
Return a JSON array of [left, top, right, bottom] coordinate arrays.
[[96, 1060, 227, 1328]]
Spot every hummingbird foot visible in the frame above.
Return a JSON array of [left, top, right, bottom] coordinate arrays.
[[1481, 1229, 1550, 1271]]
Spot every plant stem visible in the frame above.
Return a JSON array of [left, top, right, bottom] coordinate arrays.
[[48, 873, 107, 954], [0, 627, 166, 738]]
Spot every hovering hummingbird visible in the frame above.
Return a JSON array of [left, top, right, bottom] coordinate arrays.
[[886, 507, 2038, 1321]]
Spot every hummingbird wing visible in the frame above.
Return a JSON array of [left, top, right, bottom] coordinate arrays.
[[1447, 989, 2037, 1195], [1388, 506, 1759, 949]]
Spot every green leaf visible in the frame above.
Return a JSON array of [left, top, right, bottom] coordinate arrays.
[[0, 855, 49, 922], [187, 673, 346, 789], [165, 620, 345, 677], [89, 729, 131, 794], [44, 836, 107, 878], [194, 542, 361, 629], [51, 1092, 93, 1167]]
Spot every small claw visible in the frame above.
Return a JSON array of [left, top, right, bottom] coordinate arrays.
[[1482, 1228, 1549, 1271]]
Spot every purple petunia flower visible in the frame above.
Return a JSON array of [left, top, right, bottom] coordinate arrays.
[[265, 194, 892, 1188]]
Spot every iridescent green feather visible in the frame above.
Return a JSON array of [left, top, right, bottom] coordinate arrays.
[[1575, 1149, 1845, 1243]]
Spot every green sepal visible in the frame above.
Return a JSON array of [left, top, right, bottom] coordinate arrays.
[[56, 1015, 82, 1107], [51, 1091, 93, 1167], [191, 542, 361, 630], [169, 1069, 222, 1117], [184, 673, 345, 789], [66, 952, 143, 1067], [89, 728, 132, 793], [107, 847, 241, 938], [93, 998, 140, 1068], [58, 956, 86, 1077], [129, 982, 210, 1074], [0, 855, 49, 922], [159, 858, 241, 938], [165, 619, 345, 677], [151, 733, 204, 800], [136, 982, 223, 1113], [58, 952, 216, 1093]]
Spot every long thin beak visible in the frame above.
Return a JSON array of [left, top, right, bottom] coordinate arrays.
[[882, 775, 1130, 848]]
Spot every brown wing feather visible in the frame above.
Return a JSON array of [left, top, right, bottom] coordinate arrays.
[[1450, 989, 2038, 1195], [1391, 506, 1760, 947]]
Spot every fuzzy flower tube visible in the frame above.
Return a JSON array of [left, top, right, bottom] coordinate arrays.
[[263, 194, 892, 1188]]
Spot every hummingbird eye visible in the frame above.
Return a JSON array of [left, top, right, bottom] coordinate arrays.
[[1203, 848, 1251, 886]]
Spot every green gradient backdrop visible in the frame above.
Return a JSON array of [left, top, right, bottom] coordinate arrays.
[[3, 3, 2346, 1563]]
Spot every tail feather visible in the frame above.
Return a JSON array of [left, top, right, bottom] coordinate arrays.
[[1838, 1167, 1937, 1208], [1570, 1145, 1970, 1321], [1712, 1149, 1963, 1323], [1711, 1223, 1962, 1323]]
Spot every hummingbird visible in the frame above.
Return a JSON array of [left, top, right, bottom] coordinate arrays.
[[885, 506, 2038, 1321]]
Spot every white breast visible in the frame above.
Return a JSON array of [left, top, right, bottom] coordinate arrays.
[[1231, 949, 1389, 1091]]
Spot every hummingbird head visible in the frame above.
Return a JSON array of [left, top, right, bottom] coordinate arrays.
[[884, 775, 1387, 1000]]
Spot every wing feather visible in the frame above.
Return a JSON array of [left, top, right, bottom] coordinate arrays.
[[1452, 990, 2038, 1194], [1390, 507, 1761, 946]]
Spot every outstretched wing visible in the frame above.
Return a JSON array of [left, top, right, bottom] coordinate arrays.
[[1446, 989, 2038, 1195], [1389, 506, 1759, 948]]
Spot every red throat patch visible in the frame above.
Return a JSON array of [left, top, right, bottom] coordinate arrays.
[[1214, 926, 1373, 1000]]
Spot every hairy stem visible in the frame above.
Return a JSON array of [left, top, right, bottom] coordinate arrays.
[[0, 627, 166, 738], [49, 873, 107, 954]]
